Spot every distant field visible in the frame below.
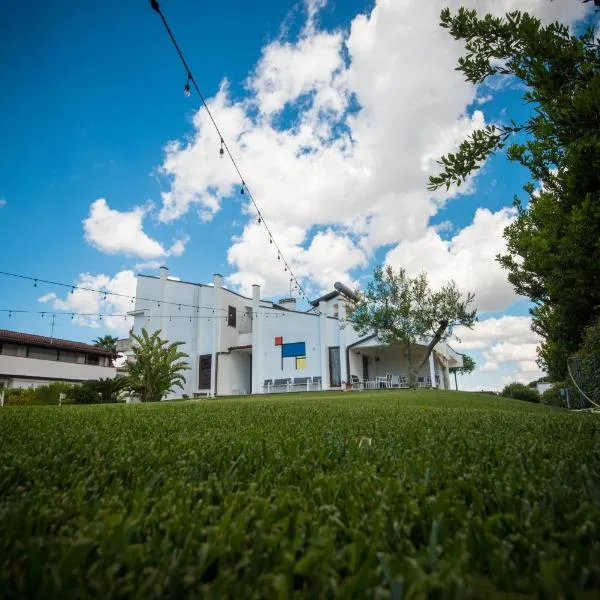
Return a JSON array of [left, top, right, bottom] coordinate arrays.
[[1, 391, 599, 598]]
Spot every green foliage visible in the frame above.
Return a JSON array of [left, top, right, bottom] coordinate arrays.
[[4, 383, 76, 405], [449, 354, 476, 391], [430, 7, 600, 380], [348, 266, 476, 387], [501, 382, 540, 403], [1, 392, 599, 597], [541, 383, 566, 407], [86, 377, 126, 404], [123, 328, 190, 402], [93, 335, 118, 353]]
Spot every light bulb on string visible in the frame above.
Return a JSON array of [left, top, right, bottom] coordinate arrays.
[[8, 311, 11, 318], [240, 182, 245, 195], [71, 287, 74, 294], [269, 237, 273, 244], [184, 72, 191, 97], [257, 214, 261, 224], [34, 279, 37, 288], [219, 138, 224, 158]]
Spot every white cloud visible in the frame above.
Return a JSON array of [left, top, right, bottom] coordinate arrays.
[[451, 314, 544, 388], [153, 0, 589, 300], [38, 270, 136, 336], [454, 315, 540, 350], [385, 207, 518, 312], [0, 197, 6, 208], [83, 199, 189, 260]]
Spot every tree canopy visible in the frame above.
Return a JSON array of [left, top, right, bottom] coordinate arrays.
[[347, 265, 477, 387], [429, 7, 600, 380], [124, 328, 189, 402]]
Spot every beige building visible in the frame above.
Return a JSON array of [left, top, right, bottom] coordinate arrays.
[[0, 329, 116, 389]]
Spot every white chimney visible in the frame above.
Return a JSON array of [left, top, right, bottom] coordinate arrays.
[[159, 265, 169, 281]]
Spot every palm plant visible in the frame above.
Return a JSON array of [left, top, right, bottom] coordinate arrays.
[[93, 335, 119, 352], [123, 328, 189, 402]]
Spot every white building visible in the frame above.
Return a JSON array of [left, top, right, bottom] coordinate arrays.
[[0, 330, 116, 389], [126, 267, 463, 398]]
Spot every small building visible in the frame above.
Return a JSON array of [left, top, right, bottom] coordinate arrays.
[[0, 329, 116, 389], [124, 267, 463, 398]]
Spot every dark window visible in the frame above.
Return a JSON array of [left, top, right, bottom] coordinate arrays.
[[227, 305, 236, 328], [86, 354, 99, 366], [198, 354, 212, 389]]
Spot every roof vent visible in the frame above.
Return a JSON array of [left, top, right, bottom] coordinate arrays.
[[278, 297, 297, 311]]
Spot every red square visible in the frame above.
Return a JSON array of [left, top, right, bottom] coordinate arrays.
[[274, 336, 283, 346]]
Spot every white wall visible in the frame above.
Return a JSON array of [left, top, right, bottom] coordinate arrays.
[[0, 355, 116, 387]]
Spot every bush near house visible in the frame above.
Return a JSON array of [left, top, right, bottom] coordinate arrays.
[[3, 382, 75, 405], [1, 392, 599, 597], [501, 382, 540, 403]]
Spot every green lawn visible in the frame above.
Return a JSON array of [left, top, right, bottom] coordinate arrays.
[[1, 391, 599, 598]]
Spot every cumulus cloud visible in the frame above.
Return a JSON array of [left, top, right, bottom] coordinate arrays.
[[0, 197, 6, 208], [38, 270, 137, 336], [83, 199, 189, 260], [451, 314, 544, 386], [386, 208, 519, 312], [153, 0, 589, 300]]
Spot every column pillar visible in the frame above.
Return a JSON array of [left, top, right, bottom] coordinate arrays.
[[251, 284, 262, 394], [429, 351, 437, 388], [159, 265, 169, 333], [210, 273, 223, 398], [319, 305, 329, 390], [338, 300, 348, 384]]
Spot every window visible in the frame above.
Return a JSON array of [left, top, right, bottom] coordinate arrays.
[[85, 355, 99, 366], [198, 354, 212, 389], [0, 343, 20, 356], [227, 305, 236, 328], [59, 351, 80, 364], [28, 347, 58, 361]]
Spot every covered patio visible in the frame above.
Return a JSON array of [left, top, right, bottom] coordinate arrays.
[[347, 335, 463, 390]]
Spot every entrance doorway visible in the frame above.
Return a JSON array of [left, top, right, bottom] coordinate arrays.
[[328, 346, 341, 387]]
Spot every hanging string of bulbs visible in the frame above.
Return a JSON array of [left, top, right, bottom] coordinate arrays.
[[148, 0, 319, 314], [0, 308, 288, 321], [0, 270, 228, 313]]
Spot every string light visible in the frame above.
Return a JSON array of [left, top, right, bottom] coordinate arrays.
[[147, 0, 318, 314], [1, 271, 226, 313], [184, 72, 191, 97]]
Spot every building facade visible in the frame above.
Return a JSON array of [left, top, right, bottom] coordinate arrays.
[[0, 330, 116, 389], [126, 267, 463, 398]]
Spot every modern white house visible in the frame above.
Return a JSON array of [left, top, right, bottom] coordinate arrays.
[[0, 330, 117, 389], [125, 267, 463, 398]]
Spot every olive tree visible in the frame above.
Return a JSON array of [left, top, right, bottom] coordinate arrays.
[[347, 266, 477, 388]]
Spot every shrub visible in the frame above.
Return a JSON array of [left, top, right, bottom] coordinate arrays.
[[501, 382, 540, 403], [4, 388, 37, 405], [541, 383, 565, 407]]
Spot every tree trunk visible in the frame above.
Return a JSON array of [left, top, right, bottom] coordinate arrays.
[[454, 370, 458, 391], [417, 320, 449, 371], [405, 341, 417, 388]]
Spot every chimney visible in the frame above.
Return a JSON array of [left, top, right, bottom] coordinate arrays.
[[159, 265, 169, 281], [278, 297, 297, 311]]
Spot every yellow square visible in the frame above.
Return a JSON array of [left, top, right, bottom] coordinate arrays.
[[296, 357, 306, 370]]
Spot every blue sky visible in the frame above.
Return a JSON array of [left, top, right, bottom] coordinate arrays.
[[0, 0, 593, 389]]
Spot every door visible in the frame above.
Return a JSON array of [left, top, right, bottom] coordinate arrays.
[[198, 354, 212, 390], [328, 346, 341, 387], [362, 355, 369, 381]]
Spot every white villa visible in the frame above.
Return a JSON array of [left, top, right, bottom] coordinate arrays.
[[125, 267, 463, 398]]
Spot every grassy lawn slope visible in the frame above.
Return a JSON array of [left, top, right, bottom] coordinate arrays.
[[1, 391, 599, 598]]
